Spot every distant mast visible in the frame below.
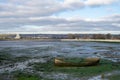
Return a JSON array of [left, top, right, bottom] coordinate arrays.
[[15, 34, 21, 39]]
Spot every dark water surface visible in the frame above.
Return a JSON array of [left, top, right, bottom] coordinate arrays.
[[0, 41, 120, 59]]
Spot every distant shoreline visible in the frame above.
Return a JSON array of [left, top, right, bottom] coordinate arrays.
[[0, 39, 120, 43], [61, 39, 120, 43]]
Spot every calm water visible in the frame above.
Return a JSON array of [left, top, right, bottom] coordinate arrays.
[[0, 41, 120, 60]]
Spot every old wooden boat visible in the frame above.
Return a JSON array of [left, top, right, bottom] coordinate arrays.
[[54, 58, 100, 67]]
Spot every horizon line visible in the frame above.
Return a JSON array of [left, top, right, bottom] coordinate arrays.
[[0, 31, 120, 34]]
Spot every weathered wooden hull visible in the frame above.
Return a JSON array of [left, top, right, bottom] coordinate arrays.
[[54, 58, 100, 67]]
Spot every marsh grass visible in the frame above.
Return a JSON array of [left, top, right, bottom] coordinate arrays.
[[0, 52, 31, 66], [31, 58, 120, 77], [0, 53, 13, 65], [12, 70, 54, 80], [12, 71, 40, 80], [107, 74, 120, 80], [1, 57, 120, 80], [13, 56, 31, 62]]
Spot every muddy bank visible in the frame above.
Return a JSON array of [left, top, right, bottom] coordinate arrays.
[[0, 41, 120, 80]]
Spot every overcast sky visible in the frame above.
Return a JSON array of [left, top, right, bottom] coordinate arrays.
[[0, 0, 120, 34]]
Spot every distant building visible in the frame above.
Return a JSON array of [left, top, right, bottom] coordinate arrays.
[[15, 34, 21, 39]]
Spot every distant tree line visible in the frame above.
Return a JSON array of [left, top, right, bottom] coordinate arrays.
[[67, 33, 120, 39], [0, 33, 120, 40], [92, 33, 111, 39]]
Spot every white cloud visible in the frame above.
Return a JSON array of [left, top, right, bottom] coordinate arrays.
[[85, 0, 118, 6], [0, 0, 85, 18], [0, 0, 63, 17], [63, 0, 85, 9]]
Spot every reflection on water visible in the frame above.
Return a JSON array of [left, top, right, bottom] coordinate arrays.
[[0, 41, 120, 59]]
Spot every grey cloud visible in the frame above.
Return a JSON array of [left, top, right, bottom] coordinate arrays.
[[1, 15, 120, 33], [85, 0, 118, 6], [0, 0, 120, 33], [0, 0, 61, 17], [0, 0, 85, 18], [0, 0, 117, 18]]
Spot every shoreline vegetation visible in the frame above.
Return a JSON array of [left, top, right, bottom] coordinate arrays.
[[0, 39, 120, 43], [0, 33, 120, 42]]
